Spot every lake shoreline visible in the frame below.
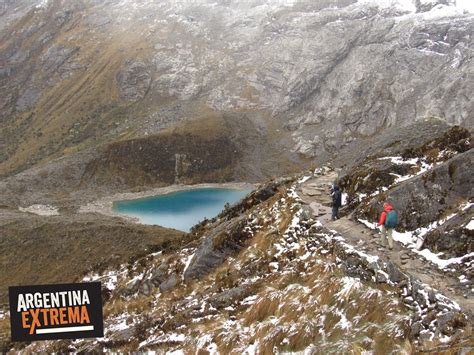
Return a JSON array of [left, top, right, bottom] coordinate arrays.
[[78, 182, 257, 225]]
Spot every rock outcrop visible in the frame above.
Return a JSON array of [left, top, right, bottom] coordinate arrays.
[[184, 177, 293, 280], [422, 207, 474, 257], [336, 121, 473, 269], [116, 60, 152, 102], [361, 149, 473, 230]]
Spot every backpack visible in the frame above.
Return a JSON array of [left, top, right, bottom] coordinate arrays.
[[385, 210, 398, 228]]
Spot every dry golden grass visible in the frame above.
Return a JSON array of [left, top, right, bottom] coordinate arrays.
[[213, 327, 243, 354], [0, 318, 10, 342], [104, 294, 155, 318], [251, 230, 277, 252], [256, 326, 288, 355], [243, 291, 281, 325], [425, 147, 441, 163], [285, 317, 321, 350]]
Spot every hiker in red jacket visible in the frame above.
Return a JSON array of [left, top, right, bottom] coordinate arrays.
[[377, 202, 397, 250]]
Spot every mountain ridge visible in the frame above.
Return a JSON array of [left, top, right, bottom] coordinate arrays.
[[1, 0, 473, 177]]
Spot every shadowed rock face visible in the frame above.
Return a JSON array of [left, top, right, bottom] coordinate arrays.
[[0, 0, 473, 177], [422, 207, 474, 257], [82, 132, 239, 188], [338, 122, 472, 195]]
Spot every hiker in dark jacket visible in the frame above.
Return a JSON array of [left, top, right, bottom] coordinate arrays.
[[377, 202, 396, 249], [331, 184, 342, 220]]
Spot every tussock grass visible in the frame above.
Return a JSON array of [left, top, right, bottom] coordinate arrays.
[[243, 290, 281, 325], [0, 318, 11, 352], [213, 323, 243, 354], [285, 317, 321, 351], [256, 325, 288, 355], [104, 295, 156, 318]]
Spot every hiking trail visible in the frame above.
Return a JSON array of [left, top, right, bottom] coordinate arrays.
[[296, 168, 474, 316]]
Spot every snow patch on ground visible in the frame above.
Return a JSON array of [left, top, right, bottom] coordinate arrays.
[[297, 174, 312, 184], [83, 269, 125, 291], [379, 155, 432, 184], [417, 250, 474, 269], [337, 276, 362, 299], [167, 350, 185, 355], [465, 220, 474, 230], [106, 314, 129, 333], [182, 251, 195, 278], [35, 0, 49, 9], [358, 0, 416, 13], [358, 0, 474, 17]]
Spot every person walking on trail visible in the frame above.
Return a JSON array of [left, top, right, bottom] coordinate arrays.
[[377, 202, 398, 250], [331, 184, 342, 221]]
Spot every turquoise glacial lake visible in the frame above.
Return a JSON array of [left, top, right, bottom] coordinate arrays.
[[113, 188, 251, 232]]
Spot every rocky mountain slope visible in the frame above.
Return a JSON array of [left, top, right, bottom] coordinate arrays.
[[1, 0, 473, 177]]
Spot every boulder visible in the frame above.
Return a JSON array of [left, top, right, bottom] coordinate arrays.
[[386, 261, 407, 283], [376, 271, 388, 283], [110, 326, 135, 343], [422, 310, 437, 327], [159, 273, 178, 292], [209, 286, 251, 309], [422, 207, 474, 258], [410, 321, 424, 337], [184, 216, 255, 281], [150, 263, 168, 286], [139, 280, 152, 296], [436, 311, 468, 336]]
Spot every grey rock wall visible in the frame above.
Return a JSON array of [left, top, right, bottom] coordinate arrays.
[[0, 0, 473, 174]]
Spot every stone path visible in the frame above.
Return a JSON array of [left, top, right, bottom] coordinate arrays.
[[296, 168, 473, 315]]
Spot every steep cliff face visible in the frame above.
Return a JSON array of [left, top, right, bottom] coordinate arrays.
[[1, 0, 473, 176]]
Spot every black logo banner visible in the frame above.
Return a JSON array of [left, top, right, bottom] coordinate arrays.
[[9, 282, 104, 341]]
